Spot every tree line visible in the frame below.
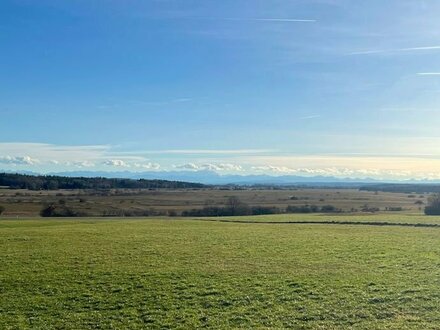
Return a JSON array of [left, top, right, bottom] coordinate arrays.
[[360, 184, 440, 194], [0, 173, 205, 190]]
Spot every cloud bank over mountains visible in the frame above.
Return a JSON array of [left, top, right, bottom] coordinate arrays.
[[3, 142, 440, 181]]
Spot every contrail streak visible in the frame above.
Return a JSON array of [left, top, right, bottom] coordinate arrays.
[[350, 45, 440, 55]]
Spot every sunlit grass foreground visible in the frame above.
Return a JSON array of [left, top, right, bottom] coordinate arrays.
[[2, 215, 440, 329]]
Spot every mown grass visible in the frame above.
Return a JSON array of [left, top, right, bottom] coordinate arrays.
[[2, 218, 440, 329]]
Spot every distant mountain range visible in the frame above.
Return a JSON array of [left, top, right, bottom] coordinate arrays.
[[40, 170, 440, 186], [2, 169, 440, 186], [46, 170, 370, 185]]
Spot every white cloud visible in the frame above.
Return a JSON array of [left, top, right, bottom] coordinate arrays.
[[0, 143, 162, 171], [175, 163, 199, 170], [249, 164, 440, 180], [103, 159, 130, 167], [0, 155, 39, 165], [220, 163, 243, 171], [175, 163, 243, 172], [73, 161, 95, 168], [2, 143, 440, 180], [251, 165, 297, 173], [133, 162, 161, 170], [103, 159, 160, 170], [208, 163, 243, 171]]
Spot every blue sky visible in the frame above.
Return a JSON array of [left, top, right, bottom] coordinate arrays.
[[2, 0, 440, 179]]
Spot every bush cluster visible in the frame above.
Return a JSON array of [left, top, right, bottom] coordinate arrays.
[[182, 205, 281, 217], [40, 204, 83, 217], [39, 196, 342, 218], [425, 194, 440, 215], [102, 208, 166, 217], [182, 197, 341, 217]]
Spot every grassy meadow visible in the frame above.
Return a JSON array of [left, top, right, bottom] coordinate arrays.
[[2, 216, 440, 329]]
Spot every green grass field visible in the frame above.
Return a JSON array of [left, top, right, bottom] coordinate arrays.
[[2, 216, 440, 329]]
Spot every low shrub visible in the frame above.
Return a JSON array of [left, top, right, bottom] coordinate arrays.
[[425, 194, 440, 215], [40, 204, 81, 217]]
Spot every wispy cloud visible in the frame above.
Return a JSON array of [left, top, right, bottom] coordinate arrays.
[[300, 115, 321, 120], [349, 45, 440, 56], [130, 98, 193, 107], [96, 98, 193, 111], [218, 18, 316, 23], [379, 107, 440, 113], [417, 72, 440, 76], [146, 149, 275, 155]]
